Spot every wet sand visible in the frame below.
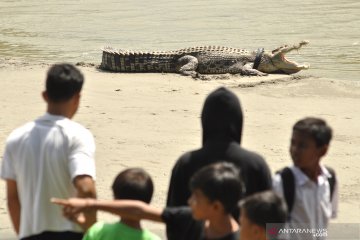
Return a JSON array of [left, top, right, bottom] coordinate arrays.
[[0, 63, 359, 239]]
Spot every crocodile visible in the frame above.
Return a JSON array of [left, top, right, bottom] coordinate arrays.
[[100, 40, 310, 77]]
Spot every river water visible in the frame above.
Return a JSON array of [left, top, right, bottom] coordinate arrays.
[[0, 0, 359, 80]]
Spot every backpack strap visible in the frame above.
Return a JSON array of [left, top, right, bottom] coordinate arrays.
[[278, 166, 336, 215], [277, 167, 295, 214], [325, 166, 336, 201]]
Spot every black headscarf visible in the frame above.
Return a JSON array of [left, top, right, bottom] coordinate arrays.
[[201, 87, 243, 145]]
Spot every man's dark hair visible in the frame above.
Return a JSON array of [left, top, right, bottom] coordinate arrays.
[[293, 117, 332, 147], [46, 64, 84, 102], [239, 191, 287, 230], [189, 162, 243, 213], [112, 168, 154, 203]]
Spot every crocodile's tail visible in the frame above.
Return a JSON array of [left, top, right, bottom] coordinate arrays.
[[100, 47, 177, 72]]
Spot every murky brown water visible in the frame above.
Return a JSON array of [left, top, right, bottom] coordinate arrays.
[[1, 0, 359, 80]]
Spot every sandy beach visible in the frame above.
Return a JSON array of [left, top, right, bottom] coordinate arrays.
[[0, 62, 359, 239]]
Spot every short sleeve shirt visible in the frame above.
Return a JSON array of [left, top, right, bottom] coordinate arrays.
[[83, 222, 161, 240], [0, 113, 96, 239]]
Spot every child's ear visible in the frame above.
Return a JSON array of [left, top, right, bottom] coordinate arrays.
[[42, 91, 49, 103], [253, 225, 266, 240], [252, 225, 260, 237], [212, 200, 224, 212], [318, 144, 329, 157]]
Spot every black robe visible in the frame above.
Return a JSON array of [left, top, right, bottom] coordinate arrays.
[[166, 87, 272, 239]]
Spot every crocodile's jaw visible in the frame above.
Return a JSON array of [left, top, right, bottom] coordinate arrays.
[[258, 53, 309, 74], [272, 53, 310, 74]]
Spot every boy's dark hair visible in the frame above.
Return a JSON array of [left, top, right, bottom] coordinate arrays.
[[46, 64, 84, 102], [293, 117, 332, 147], [112, 168, 154, 203], [239, 191, 287, 229], [189, 162, 243, 213]]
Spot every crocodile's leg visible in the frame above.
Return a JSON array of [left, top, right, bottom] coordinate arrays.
[[177, 55, 199, 77], [229, 62, 268, 76]]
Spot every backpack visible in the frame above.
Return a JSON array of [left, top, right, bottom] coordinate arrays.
[[277, 166, 336, 214]]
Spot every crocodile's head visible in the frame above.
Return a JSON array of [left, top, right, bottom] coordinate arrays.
[[257, 40, 310, 74]]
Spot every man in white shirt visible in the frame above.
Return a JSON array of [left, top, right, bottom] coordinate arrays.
[[1, 64, 97, 240]]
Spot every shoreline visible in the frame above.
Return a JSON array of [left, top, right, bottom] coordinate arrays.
[[0, 63, 359, 239], [1, 56, 359, 83]]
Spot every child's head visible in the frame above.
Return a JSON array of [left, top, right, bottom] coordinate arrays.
[[112, 168, 154, 203], [188, 162, 243, 220], [239, 191, 287, 240], [290, 117, 332, 168]]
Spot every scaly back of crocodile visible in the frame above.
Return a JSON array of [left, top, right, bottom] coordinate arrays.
[[100, 46, 252, 73]]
